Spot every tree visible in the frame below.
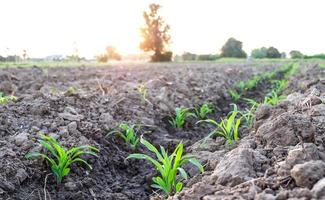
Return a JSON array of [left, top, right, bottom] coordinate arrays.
[[140, 4, 172, 62], [289, 50, 304, 59], [220, 38, 247, 58], [266, 47, 281, 58], [251, 47, 267, 58], [106, 46, 121, 61]]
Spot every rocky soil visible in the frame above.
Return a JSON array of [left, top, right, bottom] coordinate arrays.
[[0, 62, 323, 200]]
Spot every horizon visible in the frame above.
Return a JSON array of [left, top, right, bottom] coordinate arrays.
[[1, 0, 325, 58]]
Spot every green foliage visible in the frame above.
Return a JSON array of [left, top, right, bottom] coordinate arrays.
[[266, 47, 281, 58], [197, 54, 219, 61], [229, 89, 242, 102], [234, 81, 245, 92], [244, 75, 261, 90], [169, 108, 195, 129], [271, 79, 287, 94], [264, 90, 285, 106], [304, 54, 325, 59], [238, 103, 258, 128], [220, 38, 247, 58], [26, 134, 99, 184], [127, 137, 204, 194], [251, 47, 268, 59], [108, 123, 140, 149], [0, 92, 17, 104], [290, 50, 304, 59], [193, 103, 214, 119], [198, 105, 241, 144], [151, 51, 173, 62]]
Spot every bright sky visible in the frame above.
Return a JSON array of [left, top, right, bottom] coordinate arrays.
[[1, 0, 325, 58]]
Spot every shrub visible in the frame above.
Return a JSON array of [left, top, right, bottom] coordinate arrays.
[[151, 51, 173, 62], [127, 137, 204, 194], [182, 52, 197, 61], [107, 123, 140, 149], [169, 108, 195, 129], [26, 134, 99, 184]]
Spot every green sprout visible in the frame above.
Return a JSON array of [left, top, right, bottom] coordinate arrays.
[[271, 79, 287, 94], [234, 81, 245, 92], [193, 103, 214, 119], [0, 92, 17, 104], [169, 107, 195, 129], [26, 134, 99, 184], [136, 84, 151, 105], [127, 137, 204, 195], [107, 123, 140, 149], [229, 89, 242, 102], [238, 103, 257, 128], [264, 90, 285, 106], [244, 75, 261, 90], [198, 105, 241, 144]]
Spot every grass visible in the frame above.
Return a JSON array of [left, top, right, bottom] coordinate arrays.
[[198, 104, 241, 144], [107, 123, 140, 149], [26, 134, 99, 184], [169, 107, 195, 129], [127, 137, 204, 195]]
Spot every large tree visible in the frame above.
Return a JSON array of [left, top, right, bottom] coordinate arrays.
[[140, 4, 172, 62], [220, 38, 247, 58]]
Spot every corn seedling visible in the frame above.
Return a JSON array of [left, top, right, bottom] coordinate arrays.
[[264, 90, 285, 106], [234, 81, 245, 92], [107, 123, 140, 149], [169, 108, 195, 129], [0, 92, 17, 104], [229, 89, 242, 102], [245, 76, 261, 90], [26, 134, 99, 184], [193, 103, 214, 119], [127, 137, 204, 195], [271, 79, 287, 94], [238, 103, 257, 128], [198, 105, 241, 144], [136, 84, 151, 105]]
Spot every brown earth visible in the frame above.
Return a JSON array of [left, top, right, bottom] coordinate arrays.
[[0, 62, 324, 200]]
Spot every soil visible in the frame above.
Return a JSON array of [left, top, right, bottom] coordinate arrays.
[[0, 62, 324, 200]]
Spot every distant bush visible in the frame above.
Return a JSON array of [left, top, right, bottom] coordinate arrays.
[[96, 54, 108, 63], [266, 47, 281, 58], [304, 54, 325, 59], [197, 54, 219, 61], [289, 50, 304, 59], [182, 52, 197, 61], [220, 38, 247, 58], [251, 47, 267, 58], [151, 51, 173, 62]]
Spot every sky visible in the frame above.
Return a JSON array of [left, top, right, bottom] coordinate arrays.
[[1, 0, 325, 58]]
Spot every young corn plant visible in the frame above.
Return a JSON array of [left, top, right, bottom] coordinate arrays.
[[238, 103, 257, 128], [0, 92, 17, 104], [198, 105, 241, 145], [264, 90, 285, 106], [193, 103, 214, 119], [234, 81, 245, 92], [229, 89, 242, 102], [169, 108, 195, 129], [127, 137, 204, 195], [107, 123, 140, 149], [26, 134, 99, 184], [136, 84, 151, 105], [271, 79, 287, 94], [244, 76, 261, 90]]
